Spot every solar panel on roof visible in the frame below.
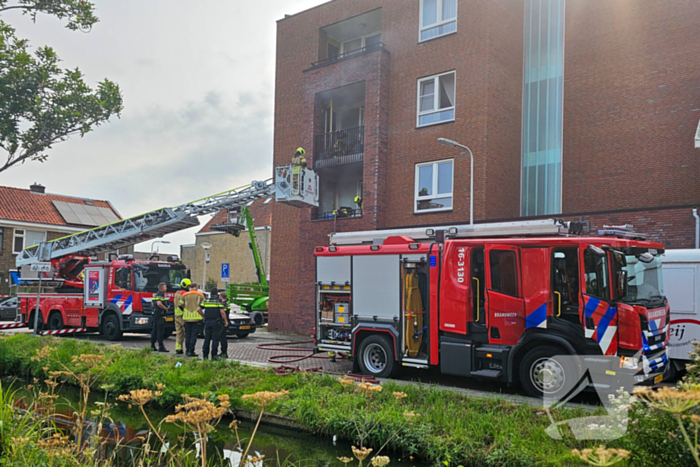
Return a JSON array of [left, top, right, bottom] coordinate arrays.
[[52, 201, 82, 225], [99, 207, 119, 223]]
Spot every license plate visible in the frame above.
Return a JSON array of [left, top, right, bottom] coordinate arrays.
[[165, 317, 173, 322], [655, 374, 663, 384], [240, 325, 250, 330]]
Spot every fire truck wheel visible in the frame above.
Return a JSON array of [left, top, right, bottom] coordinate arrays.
[[357, 334, 396, 378], [28, 312, 43, 330], [48, 312, 63, 330], [519, 346, 574, 399], [102, 314, 123, 341]]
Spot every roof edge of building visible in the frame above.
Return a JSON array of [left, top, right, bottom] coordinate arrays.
[[277, 0, 336, 22]]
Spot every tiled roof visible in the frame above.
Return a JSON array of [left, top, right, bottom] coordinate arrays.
[[0, 185, 121, 228], [198, 196, 273, 234]]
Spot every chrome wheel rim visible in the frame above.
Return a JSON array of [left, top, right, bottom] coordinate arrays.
[[363, 343, 387, 373], [531, 357, 566, 394]]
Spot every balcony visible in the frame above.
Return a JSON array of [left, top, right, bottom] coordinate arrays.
[[310, 42, 386, 69], [313, 126, 364, 169]]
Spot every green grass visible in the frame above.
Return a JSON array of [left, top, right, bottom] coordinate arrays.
[[0, 333, 692, 466]]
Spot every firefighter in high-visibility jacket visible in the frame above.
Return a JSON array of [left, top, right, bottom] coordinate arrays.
[[201, 288, 229, 360], [173, 278, 191, 355], [291, 147, 306, 192], [182, 283, 205, 357]]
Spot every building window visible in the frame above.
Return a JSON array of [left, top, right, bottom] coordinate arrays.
[[0, 227, 3, 254], [12, 229, 24, 254], [417, 71, 455, 127], [12, 229, 47, 254], [420, 0, 457, 42], [415, 159, 453, 213], [521, 0, 565, 216]]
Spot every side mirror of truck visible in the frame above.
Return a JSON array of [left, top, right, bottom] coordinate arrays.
[[615, 270, 628, 300]]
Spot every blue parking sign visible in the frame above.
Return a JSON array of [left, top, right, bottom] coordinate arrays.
[[221, 263, 230, 282]]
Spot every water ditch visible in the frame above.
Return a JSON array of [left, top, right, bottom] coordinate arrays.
[[7, 378, 426, 466]]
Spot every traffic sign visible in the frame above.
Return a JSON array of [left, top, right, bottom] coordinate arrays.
[[30, 262, 52, 272], [221, 263, 230, 283]]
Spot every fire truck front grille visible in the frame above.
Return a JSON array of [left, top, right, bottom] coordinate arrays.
[[141, 301, 154, 315]]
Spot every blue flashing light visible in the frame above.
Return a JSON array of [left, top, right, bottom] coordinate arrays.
[[430, 256, 437, 267]]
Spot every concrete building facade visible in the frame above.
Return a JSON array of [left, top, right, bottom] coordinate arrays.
[[270, 0, 700, 334]]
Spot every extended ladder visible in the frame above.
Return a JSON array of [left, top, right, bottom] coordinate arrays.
[[16, 165, 319, 266]]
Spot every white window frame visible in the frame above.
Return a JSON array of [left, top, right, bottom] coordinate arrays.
[[12, 229, 24, 254], [414, 159, 454, 214], [419, 0, 458, 43], [416, 71, 456, 128], [340, 32, 382, 55]]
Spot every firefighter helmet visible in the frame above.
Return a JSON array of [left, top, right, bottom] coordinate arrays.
[[295, 147, 305, 157], [180, 278, 192, 289]]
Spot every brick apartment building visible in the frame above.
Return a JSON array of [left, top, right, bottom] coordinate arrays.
[[0, 184, 127, 295], [269, 0, 700, 334], [181, 197, 272, 291]]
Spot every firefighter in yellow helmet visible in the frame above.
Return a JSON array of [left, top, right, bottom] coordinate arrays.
[[173, 278, 191, 355], [291, 147, 307, 192]]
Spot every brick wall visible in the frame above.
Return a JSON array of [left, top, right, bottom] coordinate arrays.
[[270, 0, 700, 334], [563, 0, 700, 212]]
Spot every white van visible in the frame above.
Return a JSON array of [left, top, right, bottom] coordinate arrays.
[[663, 249, 700, 374]]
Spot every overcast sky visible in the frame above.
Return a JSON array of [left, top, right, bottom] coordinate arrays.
[[0, 0, 326, 253]]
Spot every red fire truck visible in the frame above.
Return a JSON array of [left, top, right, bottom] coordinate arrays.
[[17, 254, 185, 340], [314, 220, 669, 398]]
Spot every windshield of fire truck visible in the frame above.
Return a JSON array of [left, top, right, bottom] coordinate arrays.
[[132, 264, 187, 293], [617, 250, 665, 305]]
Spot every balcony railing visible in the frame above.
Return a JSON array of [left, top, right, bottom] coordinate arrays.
[[313, 126, 364, 169], [316, 208, 362, 221], [310, 43, 386, 69]]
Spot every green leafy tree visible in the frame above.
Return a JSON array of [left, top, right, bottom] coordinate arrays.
[[0, 0, 122, 173], [205, 278, 218, 293]]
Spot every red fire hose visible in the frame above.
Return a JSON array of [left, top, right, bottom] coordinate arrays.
[[256, 340, 343, 363], [256, 341, 378, 383]]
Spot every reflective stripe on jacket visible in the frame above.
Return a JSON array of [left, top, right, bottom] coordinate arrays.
[[202, 298, 226, 321], [173, 290, 186, 316], [182, 290, 205, 321]]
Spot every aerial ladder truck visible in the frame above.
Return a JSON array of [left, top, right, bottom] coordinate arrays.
[[12, 165, 318, 340]]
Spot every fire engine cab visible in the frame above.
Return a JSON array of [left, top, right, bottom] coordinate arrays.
[[314, 219, 669, 398], [18, 254, 184, 340]]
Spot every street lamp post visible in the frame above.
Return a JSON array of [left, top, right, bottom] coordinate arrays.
[[201, 242, 212, 288], [438, 138, 474, 226], [151, 240, 170, 255]]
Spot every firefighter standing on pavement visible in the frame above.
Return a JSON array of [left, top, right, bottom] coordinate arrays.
[[291, 147, 306, 192], [150, 282, 170, 353], [201, 288, 229, 360], [173, 278, 191, 355], [182, 283, 205, 357]]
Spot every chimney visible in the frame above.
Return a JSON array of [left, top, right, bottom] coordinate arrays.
[[29, 183, 45, 194]]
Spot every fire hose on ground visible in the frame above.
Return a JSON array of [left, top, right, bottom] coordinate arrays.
[[256, 340, 379, 383]]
